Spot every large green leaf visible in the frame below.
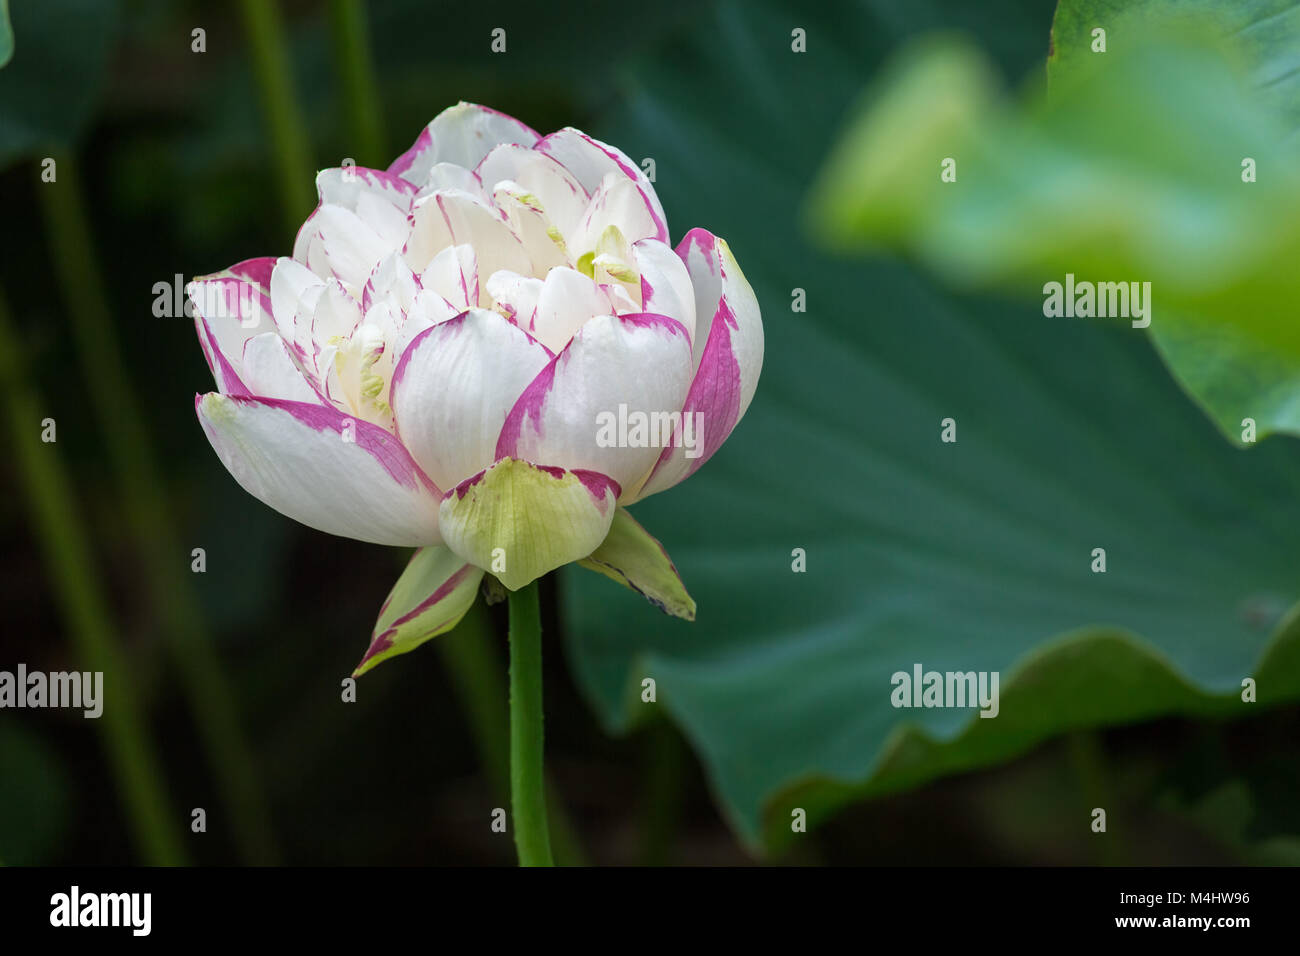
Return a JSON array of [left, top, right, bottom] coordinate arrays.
[[1049, 0, 1300, 444], [1049, 0, 1300, 142], [0, 0, 118, 169], [810, 1, 1300, 443], [0, 1, 13, 70], [560, 0, 1300, 852]]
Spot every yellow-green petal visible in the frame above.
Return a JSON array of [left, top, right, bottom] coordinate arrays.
[[438, 457, 619, 591], [579, 508, 695, 621], [355, 546, 483, 676]]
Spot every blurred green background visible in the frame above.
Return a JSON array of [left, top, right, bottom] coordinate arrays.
[[1, 0, 1298, 865]]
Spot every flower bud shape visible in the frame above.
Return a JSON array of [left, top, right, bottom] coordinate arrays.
[[190, 104, 763, 667]]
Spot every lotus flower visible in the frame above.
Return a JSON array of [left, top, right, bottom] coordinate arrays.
[[189, 103, 763, 673]]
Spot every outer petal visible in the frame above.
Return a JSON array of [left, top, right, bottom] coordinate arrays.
[[392, 308, 552, 491], [226, 256, 277, 292], [497, 312, 693, 496], [196, 392, 442, 546], [439, 457, 619, 590], [389, 102, 540, 186], [627, 229, 764, 503], [354, 546, 483, 677], [578, 508, 695, 620], [187, 276, 274, 396], [536, 128, 668, 241]]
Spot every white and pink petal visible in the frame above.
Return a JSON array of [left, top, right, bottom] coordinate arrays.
[[392, 308, 552, 491], [497, 312, 693, 496], [196, 393, 442, 546], [390, 102, 540, 186], [240, 333, 320, 403], [355, 546, 483, 677], [626, 229, 764, 502], [187, 275, 275, 396], [536, 128, 667, 240]]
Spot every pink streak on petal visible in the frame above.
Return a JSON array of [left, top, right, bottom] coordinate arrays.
[[388, 127, 433, 180], [495, 360, 557, 459], [228, 257, 276, 290], [571, 468, 620, 510], [358, 563, 476, 671], [213, 394, 441, 497]]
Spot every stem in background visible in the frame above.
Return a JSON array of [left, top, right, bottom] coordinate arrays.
[[327, 0, 387, 167], [438, 598, 588, 865], [1067, 730, 1125, 866], [439, 602, 510, 799], [237, 0, 315, 236], [507, 582, 554, 867], [37, 151, 277, 865], [0, 286, 187, 865], [639, 716, 687, 866]]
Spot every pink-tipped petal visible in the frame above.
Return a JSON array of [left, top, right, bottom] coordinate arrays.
[[389, 102, 540, 187], [355, 546, 483, 676], [497, 312, 693, 497], [536, 128, 668, 241], [438, 457, 618, 590], [626, 229, 764, 503], [187, 276, 274, 395], [196, 392, 442, 546], [392, 308, 552, 492], [573, 172, 667, 251], [633, 238, 697, 344], [292, 167, 417, 290]]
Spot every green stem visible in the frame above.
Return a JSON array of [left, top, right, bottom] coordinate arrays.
[[238, 0, 315, 236], [327, 0, 386, 166], [37, 151, 277, 864], [0, 285, 187, 865], [507, 582, 553, 867]]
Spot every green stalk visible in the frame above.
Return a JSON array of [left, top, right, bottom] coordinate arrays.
[[507, 582, 553, 866], [0, 286, 187, 865], [327, 0, 387, 166], [237, 0, 316, 236], [36, 152, 277, 864]]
